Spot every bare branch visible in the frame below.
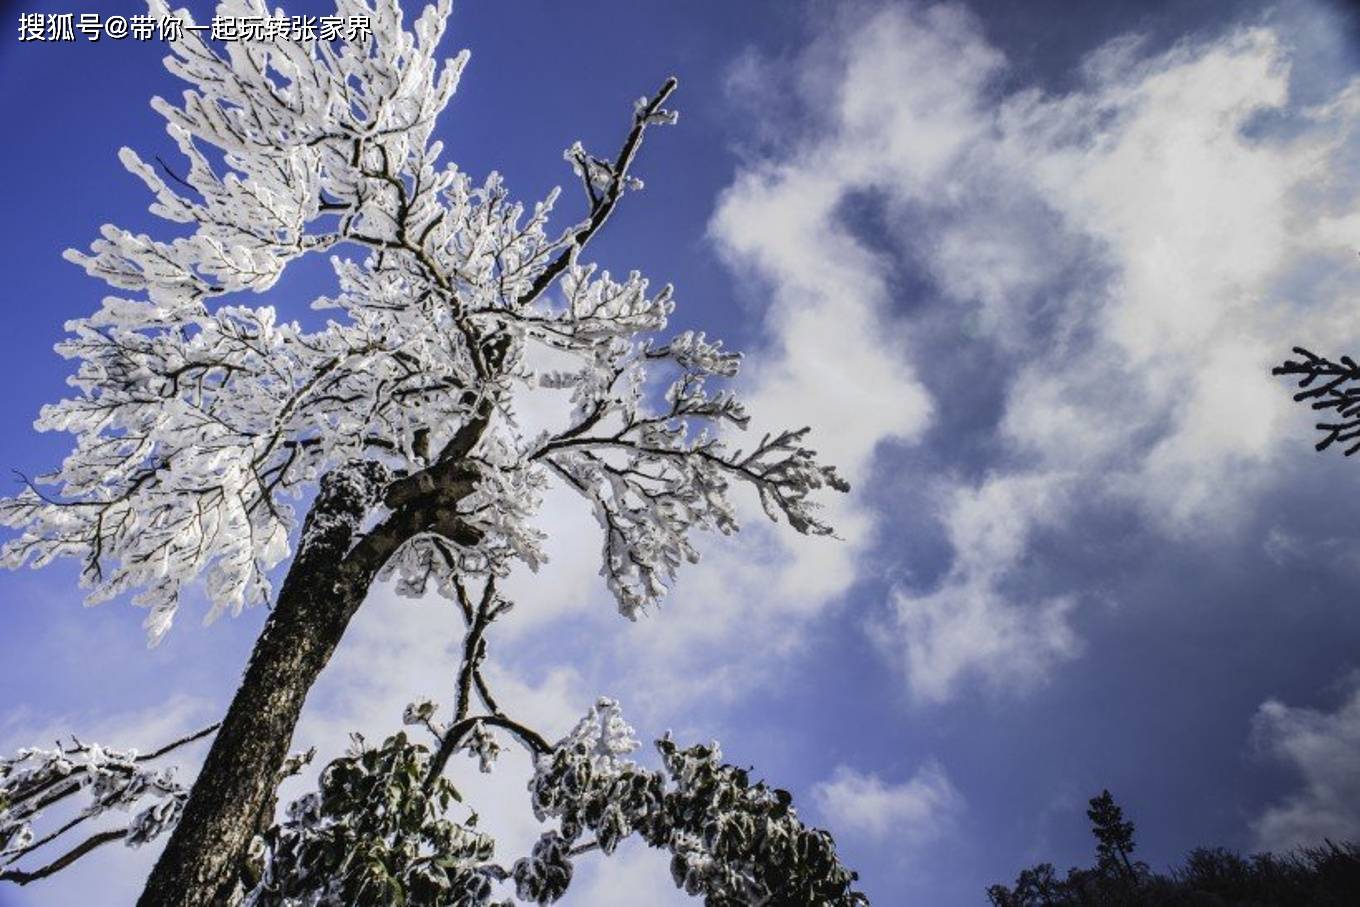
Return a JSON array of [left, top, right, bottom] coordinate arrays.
[[136, 722, 221, 763], [0, 829, 127, 886], [1274, 346, 1360, 454]]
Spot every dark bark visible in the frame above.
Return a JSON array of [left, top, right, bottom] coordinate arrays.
[[138, 453, 488, 906], [136, 462, 407, 907]]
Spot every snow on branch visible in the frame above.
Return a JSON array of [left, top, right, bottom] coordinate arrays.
[[0, 722, 219, 886], [243, 694, 866, 905], [2, 0, 844, 645], [518, 698, 868, 905]]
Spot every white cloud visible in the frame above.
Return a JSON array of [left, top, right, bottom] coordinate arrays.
[[723, 1, 1360, 702], [812, 761, 964, 845], [880, 473, 1081, 703], [1251, 679, 1360, 851], [559, 838, 693, 906], [0, 693, 212, 759]]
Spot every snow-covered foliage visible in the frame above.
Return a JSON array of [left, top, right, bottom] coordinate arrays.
[[246, 698, 865, 906], [0, 734, 197, 884], [0, 0, 845, 645], [245, 731, 506, 907], [520, 698, 869, 905], [2, 586, 866, 901]]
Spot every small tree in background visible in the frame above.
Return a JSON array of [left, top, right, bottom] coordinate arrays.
[[987, 790, 1360, 907], [1087, 789, 1140, 883], [0, 0, 861, 903]]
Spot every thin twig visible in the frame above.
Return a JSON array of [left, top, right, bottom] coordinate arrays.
[[0, 829, 127, 885], [137, 722, 221, 762]]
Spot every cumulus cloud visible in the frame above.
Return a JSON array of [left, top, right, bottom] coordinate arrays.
[[1251, 679, 1360, 851], [720, 1, 1360, 702], [880, 473, 1081, 702], [812, 761, 964, 845]]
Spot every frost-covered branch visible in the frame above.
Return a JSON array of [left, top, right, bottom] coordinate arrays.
[[415, 582, 547, 789], [243, 695, 865, 906], [518, 699, 867, 905], [536, 417, 847, 617], [2, 2, 854, 902], [4, 0, 843, 644], [0, 721, 219, 885], [522, 77, 678, 308], [0, 829, 130, 887]]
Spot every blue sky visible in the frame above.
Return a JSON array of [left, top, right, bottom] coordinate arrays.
[[3, 1, 1360, 905]]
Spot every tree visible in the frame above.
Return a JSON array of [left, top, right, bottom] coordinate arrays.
[[0, 1, 856, 904], [986, 790, 1360, 906], [986, 790, 1144, 907], [1086, 789, 1138, 882], [3, 682, 868, 905]]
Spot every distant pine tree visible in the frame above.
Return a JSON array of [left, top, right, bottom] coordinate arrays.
[[988, 791, 1360, 906], [1087, 790, 1139, 881]]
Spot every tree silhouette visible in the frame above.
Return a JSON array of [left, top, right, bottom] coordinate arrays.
[[1087, 789, 1139, 882], [987, 790, 1360, 906], [1273, 347, 1360, 454]]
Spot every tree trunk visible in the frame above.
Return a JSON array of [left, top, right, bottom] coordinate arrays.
[[137, 463, 398, 907]]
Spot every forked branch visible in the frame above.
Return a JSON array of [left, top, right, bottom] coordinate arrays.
[[1274, 346, 1360, 454]]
